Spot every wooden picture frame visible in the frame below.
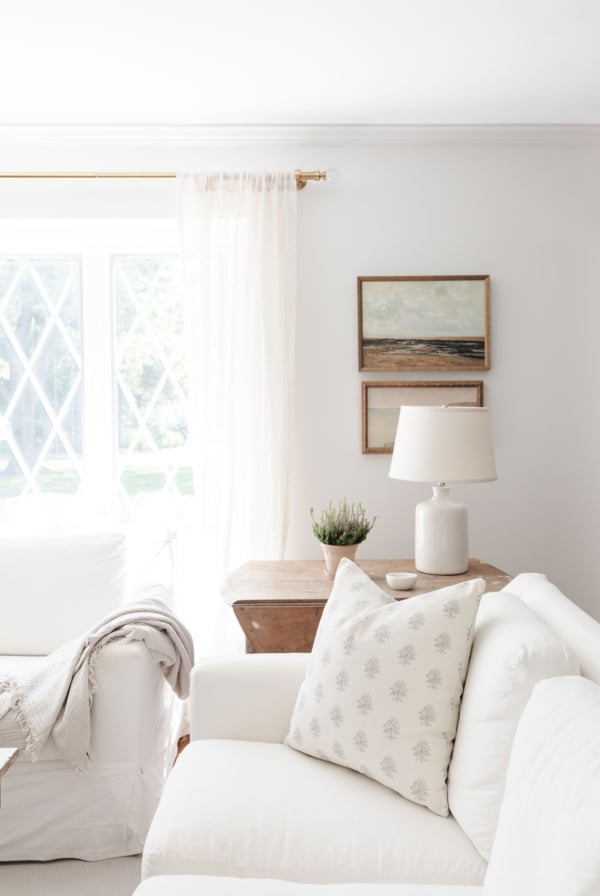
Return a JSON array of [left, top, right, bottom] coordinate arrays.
[[358, 275, 490, 371], [362, 380, 484, 454]]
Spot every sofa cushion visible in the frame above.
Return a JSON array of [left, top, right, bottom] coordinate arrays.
[[484, 675, 600, 896], [134, 877, 482, 895], [285, 559, 484, 816], [0, 530, 127, 655], [503, 572, 600, 684], [142, 740, 487, 885], [447, 592, 578, 860]]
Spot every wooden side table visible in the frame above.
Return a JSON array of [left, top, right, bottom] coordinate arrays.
[[224, 558, 511, 653]]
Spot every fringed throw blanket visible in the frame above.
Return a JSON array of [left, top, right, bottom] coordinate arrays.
[[0, 591, 194, 772]]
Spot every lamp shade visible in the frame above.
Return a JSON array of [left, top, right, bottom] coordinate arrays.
[[389, 406, 497, 484]]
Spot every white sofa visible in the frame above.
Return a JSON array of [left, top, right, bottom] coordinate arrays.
[[137, 572, 600, 894], [0, 531, 178, 861]]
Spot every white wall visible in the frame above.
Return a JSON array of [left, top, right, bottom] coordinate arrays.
[[289, 135, 600, 619], [1, 128, 599, 614]]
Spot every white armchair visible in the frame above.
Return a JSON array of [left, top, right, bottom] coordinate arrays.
[[0, 530, 179, 861]]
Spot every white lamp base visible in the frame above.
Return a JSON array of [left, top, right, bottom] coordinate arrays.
[[414, 485, 469, 575]]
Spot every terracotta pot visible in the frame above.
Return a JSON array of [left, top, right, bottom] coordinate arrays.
[[320, 543, 359, 580]]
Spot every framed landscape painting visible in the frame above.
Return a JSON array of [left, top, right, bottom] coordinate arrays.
[[362, 380, 483, 454], [358, 275, 490, 371]]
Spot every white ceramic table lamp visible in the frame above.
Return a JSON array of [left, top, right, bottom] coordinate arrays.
[[389, 406, 497, 575]]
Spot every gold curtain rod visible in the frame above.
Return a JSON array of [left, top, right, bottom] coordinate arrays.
[[0, 170, 335, 190]]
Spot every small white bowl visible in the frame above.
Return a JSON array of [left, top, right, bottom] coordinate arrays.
[[385, 571, 418, 591]]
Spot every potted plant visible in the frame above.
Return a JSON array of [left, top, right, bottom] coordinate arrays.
[[310, 499, 376, 580]]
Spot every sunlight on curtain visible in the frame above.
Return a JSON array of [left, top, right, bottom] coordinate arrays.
[[177, 172, 297, 654]]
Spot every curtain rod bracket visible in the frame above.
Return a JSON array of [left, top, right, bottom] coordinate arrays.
[[295, 169, 339, 189]]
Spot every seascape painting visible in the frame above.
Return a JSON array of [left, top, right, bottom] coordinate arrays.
[[358, 276, 490, 371], [362, 381, 483, 454]]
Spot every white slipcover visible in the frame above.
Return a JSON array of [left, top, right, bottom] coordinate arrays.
[[484, 675, 600, 895], [448, 592, 578, 859], [0, 640, 174, 860], [190, 653, 309, 743], [0, 531, 179, 860], [504, 572, 600, 683], [142, 740, 486, 885], [0, 530, 127, 655], [142, 571, 600, 891]]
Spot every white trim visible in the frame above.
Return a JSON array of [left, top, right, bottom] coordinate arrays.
[[0, 219, 178, 251], [0, 124, 600, 148]]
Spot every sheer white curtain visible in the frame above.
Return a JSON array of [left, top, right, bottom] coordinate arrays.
[[177, 172, 297, 653]]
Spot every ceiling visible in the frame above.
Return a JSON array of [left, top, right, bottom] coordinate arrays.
[[1, 0, 599, 128]]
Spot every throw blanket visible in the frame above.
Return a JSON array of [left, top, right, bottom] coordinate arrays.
[[0, 591, 194, 773]]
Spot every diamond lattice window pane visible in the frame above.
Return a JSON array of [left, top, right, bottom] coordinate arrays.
[[0, 343, 24, 414], [114, 256, 192, 508], [41, 434, 81, 494], [2, 264, 50, 358], [0, 257, 82, 498]]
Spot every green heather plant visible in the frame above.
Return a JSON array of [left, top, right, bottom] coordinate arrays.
[[310, 499, 376, 547]]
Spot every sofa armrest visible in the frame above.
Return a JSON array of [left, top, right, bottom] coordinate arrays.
[[91, 640, 177, 764], [189, 653, 308, 743]]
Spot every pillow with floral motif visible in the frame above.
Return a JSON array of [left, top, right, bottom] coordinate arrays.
[[285, 559, 484, 816]]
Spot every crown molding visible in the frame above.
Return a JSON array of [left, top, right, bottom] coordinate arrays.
[[1, 123, 600, 147]]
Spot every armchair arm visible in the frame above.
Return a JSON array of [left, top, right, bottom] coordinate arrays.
[[189, 653, 308, 743], [91, 640, 177, 764]]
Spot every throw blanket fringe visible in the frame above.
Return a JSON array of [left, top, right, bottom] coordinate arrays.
[[3, 679, 40, 755], [0, 592, 194, 773]]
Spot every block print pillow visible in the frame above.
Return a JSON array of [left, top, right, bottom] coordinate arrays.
[[285, 559, 484, 816]]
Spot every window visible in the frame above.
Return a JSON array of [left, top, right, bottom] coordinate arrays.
[[0, 254, 83, 498], [0, 219, 192, 582], [114, 254, 191, 513]]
